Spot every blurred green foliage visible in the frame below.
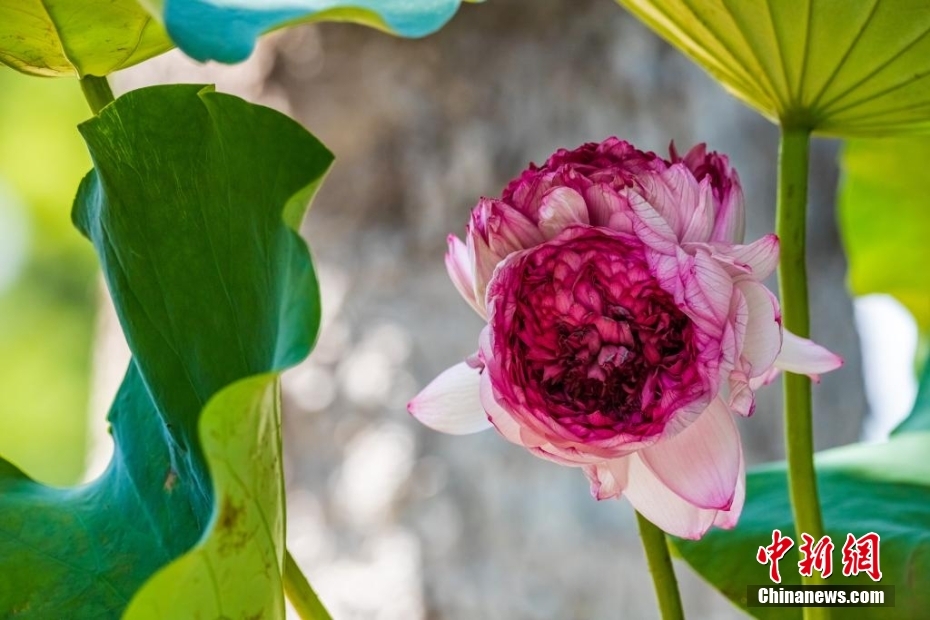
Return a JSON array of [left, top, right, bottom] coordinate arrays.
[[0, 68, 96, 486], [839, 137, 930, 332]]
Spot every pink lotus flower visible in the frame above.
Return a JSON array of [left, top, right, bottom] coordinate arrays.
[[410, 138, 842, 539]]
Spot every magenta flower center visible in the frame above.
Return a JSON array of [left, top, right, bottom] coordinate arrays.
[[490, 230, 703, 440]]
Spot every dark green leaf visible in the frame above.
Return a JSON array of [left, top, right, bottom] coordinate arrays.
[[674, 429, 930, 619], [0, 83, 332, 618]]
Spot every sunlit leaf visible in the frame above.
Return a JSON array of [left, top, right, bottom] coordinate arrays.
[[123, 374, 288, 619], [838, 136, 930, 329], [0, 0, 478, 77], [141, 0, 476, 63], [0, 84, 332, 617], [617, 0, 930, 136], [0, 0, 172, 77]]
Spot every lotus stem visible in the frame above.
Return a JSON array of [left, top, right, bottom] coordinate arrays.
[[636, 511, 686, 620], [777, 127, 829, 620], [79, 75, 115, 115]]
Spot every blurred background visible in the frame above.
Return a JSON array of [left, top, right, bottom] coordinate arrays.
[[0, 0, 920, 618]]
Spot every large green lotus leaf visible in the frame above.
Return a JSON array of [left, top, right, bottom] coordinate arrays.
[[140, 0, 478, 64], [0, 84, 333, 618], [838, 137, 930, 329], [0, 0, 173, 77], [123, 373, 287, 619], [673, 384, 930, 619], [617, 0, 930, 136]]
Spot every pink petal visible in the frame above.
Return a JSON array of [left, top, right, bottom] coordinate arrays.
[[639, 397, 740, 510], [583, 457, 630, 500], [486, 201, 545, 256], [408, 362, 491, 435], [649, 251, 685, 305], [670, 142, 745, 244], [710, 184, 746, 244], [727, 371, 756, 417], [528, 438, 627, 466], [445, 235, 485, 318], [628, 188, 679, 255], [584, 184, 632, 231], [467, 199, 545, 306], [478, 366, 547, 449], [679, 178, 716, 243], [738, 280, 782, 377], [636, 164, 700, 240], [712, 234, 780, 280], [722, 285, 749, 372], [538, 187, 589, 238], [748, 366, 780, 390], [713, 445, 745, 529], [623, 453, 717, 540], [775, 330, 844, 381], [481, 380, 609, 466], [479, 334, 608, 464], [467, 231, 499, 307], [731, 234, 779, 280], [678, 248, 733, 336], [672, 141, 706, 168]]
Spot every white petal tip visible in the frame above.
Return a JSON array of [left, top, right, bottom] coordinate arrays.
[[409, 362, 492, 435], [776, 331, 844, 380]]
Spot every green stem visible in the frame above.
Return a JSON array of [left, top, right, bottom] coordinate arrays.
[[776, 127, 829, 619], [284, 548, 332, 620], [636, 511, 685, 620], [79, 74, 115, 115]]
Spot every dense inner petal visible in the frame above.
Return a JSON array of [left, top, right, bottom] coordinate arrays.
[[492, 229, 702, 441]]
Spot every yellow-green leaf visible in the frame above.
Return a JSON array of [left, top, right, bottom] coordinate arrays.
[[0, 0, 173, 77], [617, 0, 930, 136], [123, 374, 287, 619]]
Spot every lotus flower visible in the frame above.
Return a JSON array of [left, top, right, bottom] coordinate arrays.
[[409, 138, 842, 539]]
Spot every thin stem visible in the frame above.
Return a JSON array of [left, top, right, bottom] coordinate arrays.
[[776, 127, 829, 620], [284, 548, 332, 620], [636, 511, 685, 620], [79, 75, 115, 115]]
